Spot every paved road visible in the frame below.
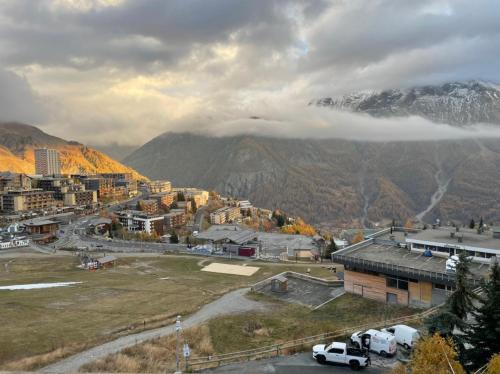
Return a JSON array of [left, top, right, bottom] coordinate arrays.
[[202, 352, 388, 374], [193, 206, 207, 232], [41, 288, 267, 373]]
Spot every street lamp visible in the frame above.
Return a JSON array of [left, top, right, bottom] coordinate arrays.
[[175, 315, 182, 374]]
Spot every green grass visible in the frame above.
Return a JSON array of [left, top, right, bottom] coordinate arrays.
[[0, 255, 337, 368]]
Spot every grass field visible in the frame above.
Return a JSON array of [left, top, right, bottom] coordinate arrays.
[[0, 254, 336, 369], [82, 293, 418, 373]]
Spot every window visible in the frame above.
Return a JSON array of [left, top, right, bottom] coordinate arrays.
[[328, 348, 344, 354], [386, 276, 409, 290], [386, 278, 398, 288]]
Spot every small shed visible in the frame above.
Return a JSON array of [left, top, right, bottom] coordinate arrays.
[[96, 255, 117, 269], [493, 227, 500, 239], [270, 275, 288, 293]]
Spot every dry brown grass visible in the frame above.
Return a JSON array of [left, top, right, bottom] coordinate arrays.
[[3, 344, 85, 371], [80, 325, 214, 373]]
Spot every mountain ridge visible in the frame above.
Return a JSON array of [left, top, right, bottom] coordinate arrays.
[[0, 122, 146, 180], [311, 81, 500, 126], [124, 132, 500, 227]]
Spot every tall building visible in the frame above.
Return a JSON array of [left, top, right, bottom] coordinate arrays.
[[35, 148, 61, 176]]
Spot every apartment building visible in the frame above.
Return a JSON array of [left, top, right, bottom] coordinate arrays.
[[149, 180, 172, 194], [333, 227, 497, 307], [83, 177, 125, 199], [116, 210, 165, 235], [164, 209, 186, 228], [35, 148, 61, 176], [63, 190, 97, 206], [138, 199, 159, 214], [1, 189, 56, 212], [176, 200, 192, 213], [149, 192, 176, 210], [100, 173, 138, 197], [210, 206, 241, 225], [174, 188, 209, 207], [0, 172, 32, 191]]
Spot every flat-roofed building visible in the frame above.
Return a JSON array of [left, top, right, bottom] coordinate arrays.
[[210, 206, 241, 224], [150, 192, 176, 210], [63, 190, 97, 206], [164, 209, 186, 228], [0, 172, 32, 191], [138, 199, 158, 214], [174, 188, 209, 207], [116, 210, 165, 235], [149, 180, 172, 194], [1, 189, 56, 212], [35, 148, 61, 176], [332, 227, 496, 308]]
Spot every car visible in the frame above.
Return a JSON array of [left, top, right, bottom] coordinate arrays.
[[312, 342, 370, 370], [350, 329, 397, 357], [382, 325, 420, 349]]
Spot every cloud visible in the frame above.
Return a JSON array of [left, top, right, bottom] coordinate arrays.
[[0, 68, 46, 123], [0, 0, 499, 145]]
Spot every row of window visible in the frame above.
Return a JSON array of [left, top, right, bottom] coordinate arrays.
[[386, 276, 417, 291], [412, 243, 497, 258]]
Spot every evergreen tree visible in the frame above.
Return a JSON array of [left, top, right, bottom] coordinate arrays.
[[190, 197, 197, 213], [466, 262, 500, 369], [426, 253, 477, 340], [479, 216, 484, 229], [276, 214, 286, 227], [469, 218, 475, 229], [324, 239, 338, 259], [177, 192, 185, 201]]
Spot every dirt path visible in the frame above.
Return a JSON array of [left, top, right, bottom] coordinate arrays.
[[41, 288, 266, 373]]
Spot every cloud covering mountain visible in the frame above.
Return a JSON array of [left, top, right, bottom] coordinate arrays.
[[1, 0, 500, 144]]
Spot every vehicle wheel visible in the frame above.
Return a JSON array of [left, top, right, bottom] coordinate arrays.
[[403, 343, 410, 350], [380, 350, 387, 357], [316, 355, 326, 365], [350, 360, 361, 371]]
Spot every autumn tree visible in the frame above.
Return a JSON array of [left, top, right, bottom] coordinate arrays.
[[466, 262, 500, 369], [410, 334, 465, 374], [352, 230, 364, 244], [404, 219, 414, 230], [486, 354, 500, 374]]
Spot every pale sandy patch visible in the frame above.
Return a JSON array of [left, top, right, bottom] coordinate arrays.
[[201, 263, 259, 276]]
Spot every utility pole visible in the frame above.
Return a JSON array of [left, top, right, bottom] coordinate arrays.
[[175, 315, 182, 374]]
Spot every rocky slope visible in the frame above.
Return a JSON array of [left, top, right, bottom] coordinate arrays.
[[0, 123, 145, 180], [311, 81, 500, 126], [124, 132, 500, 227]]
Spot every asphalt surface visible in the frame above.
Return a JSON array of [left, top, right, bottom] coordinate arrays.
[[202, 352, 389, 374], [41, 288, 268, 373]]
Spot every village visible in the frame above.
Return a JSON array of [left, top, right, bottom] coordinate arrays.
[[1, 149, 499, 374]]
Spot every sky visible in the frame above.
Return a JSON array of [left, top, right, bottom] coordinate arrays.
[[1, 0, 500, 145]]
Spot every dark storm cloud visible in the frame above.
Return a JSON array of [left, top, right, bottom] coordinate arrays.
[[0, 0, 305, 71], [0, 68, 46, 123], [0, 0, 500, 144]]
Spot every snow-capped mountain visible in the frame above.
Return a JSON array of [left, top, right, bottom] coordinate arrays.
[[312, 81, 500, 126]]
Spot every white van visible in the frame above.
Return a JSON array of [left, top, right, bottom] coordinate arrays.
[[350, 329, 397, 357], [382, 325, 420, 349]]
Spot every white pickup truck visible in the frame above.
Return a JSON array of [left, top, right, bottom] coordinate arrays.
[[312, 342, 370, 370]]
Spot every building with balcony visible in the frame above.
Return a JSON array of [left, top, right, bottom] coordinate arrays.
[[210, 207, 241, 225], [138, 199, 159, 214], [150, 192, 176, 210], [35, 148, 61, 176], [164, 209, 186, 228], [149, 180, 172, 194], [0, 189, 56, 213], [116, 210, 165, 235]]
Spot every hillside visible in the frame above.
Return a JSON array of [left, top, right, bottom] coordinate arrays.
[[311, 81, 500, 126], [124, 132, 500, 227], [0, 123, 146, 180]]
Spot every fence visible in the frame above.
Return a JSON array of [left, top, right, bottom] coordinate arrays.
[[186, 306, 440, 371]]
